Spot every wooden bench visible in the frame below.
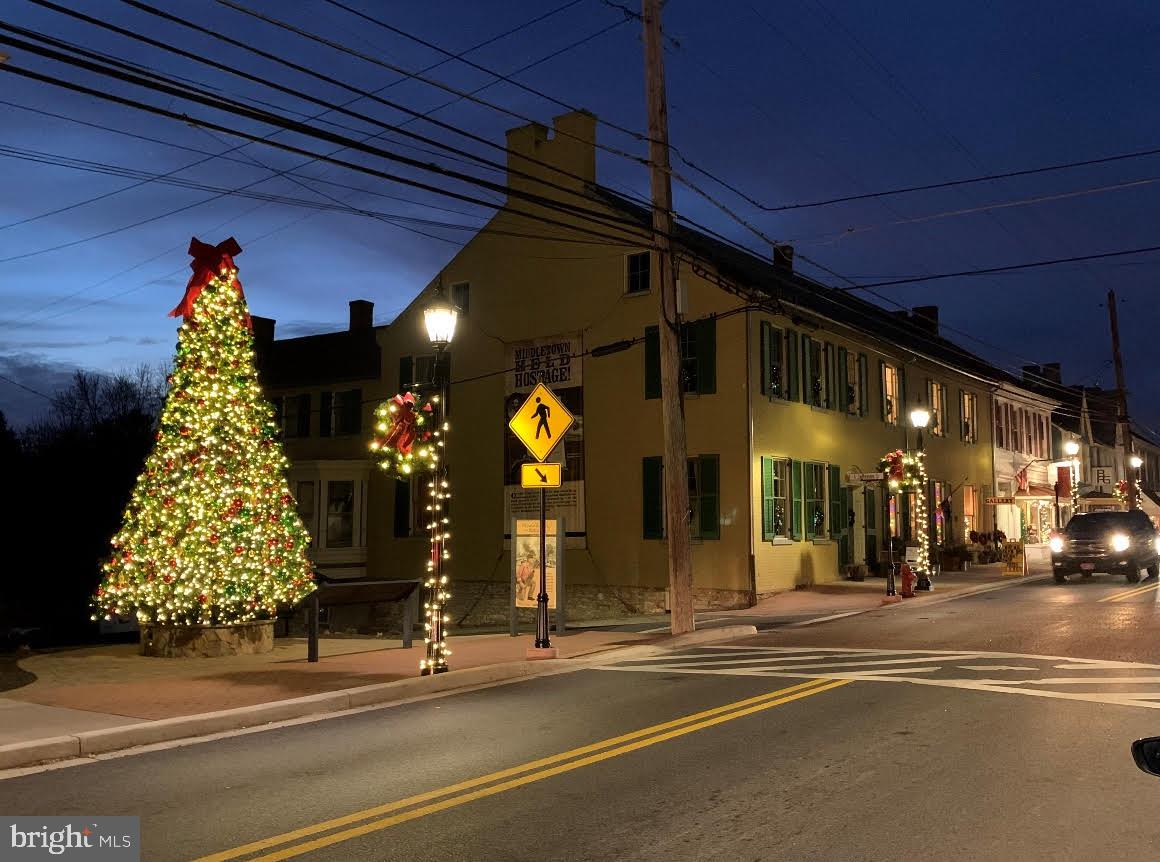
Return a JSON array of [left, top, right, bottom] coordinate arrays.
[[306, 574, 423, 662]]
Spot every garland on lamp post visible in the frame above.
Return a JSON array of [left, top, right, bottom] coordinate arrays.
[[370, 389, 451, 674], [880, 448, 930, 576]]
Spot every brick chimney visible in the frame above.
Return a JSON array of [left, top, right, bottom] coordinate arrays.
[[506, 110, 597, 197], [251, 315, 275, 351], [349, 299, 374, 330]]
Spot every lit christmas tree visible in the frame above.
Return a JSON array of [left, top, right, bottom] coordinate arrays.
[[94, 238, 315, 627]]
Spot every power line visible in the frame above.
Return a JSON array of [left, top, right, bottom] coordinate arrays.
[[0, 372, 55, 401], [213, 0, 651, 171], [0, 39, 657, 256], [836, 245, 1160, 291]]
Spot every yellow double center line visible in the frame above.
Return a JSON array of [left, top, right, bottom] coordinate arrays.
[[194, 677, 849, 862], [1099, 581, 1160, 603]]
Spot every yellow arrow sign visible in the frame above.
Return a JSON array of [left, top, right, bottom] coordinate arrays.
[[508, 383, 574, 462], [520, 462, 563, 489]]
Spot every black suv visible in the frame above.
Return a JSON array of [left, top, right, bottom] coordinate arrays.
[[1051, 510, 1160, 584]]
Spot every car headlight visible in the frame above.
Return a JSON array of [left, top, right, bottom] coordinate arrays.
[[1049, 536, 1065, 553], [1112, 533, 1131, 552]]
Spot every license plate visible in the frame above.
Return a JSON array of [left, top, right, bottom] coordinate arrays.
[[1080, 563, 1095, 571]]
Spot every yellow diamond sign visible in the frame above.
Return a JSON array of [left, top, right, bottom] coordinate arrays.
[[508, 383, 573, 462]]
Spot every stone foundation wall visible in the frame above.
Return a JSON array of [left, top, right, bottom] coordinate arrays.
[[283, 581, 752, 637], [140, 620, 275, 657]]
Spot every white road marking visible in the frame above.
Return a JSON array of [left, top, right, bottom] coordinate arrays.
[[595, 646, 1160, 711]]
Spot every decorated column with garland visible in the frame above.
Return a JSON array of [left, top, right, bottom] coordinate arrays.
[[94, 238, 315, 634], [370, 389, 451, 674], [880, 448, 930, 575]]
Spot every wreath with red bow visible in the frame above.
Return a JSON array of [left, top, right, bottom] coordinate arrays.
[[369, 391, 439, 478]]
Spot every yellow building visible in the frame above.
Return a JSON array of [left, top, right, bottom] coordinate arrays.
[[259, 111, 1039, 627]]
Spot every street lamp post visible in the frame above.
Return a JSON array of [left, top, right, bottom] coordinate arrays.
[[1130, 454, 1143, 508], [909, 408, 933, 591], [1064, 440, 1081, 518], [419, 288, 457, 676]]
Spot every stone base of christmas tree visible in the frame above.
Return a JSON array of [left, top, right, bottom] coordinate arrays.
[[140, 620, 275, 658]]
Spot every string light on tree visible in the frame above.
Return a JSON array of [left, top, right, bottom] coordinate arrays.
[[93, 237, 315, 627]]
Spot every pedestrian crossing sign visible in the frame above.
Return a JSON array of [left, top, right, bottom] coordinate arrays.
[[508, 382, 573, 462]]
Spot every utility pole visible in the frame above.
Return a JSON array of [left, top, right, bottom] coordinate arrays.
[[642, 0, 694, 635], [1107, 289, 1137, 510]]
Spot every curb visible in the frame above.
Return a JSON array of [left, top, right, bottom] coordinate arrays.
[[785, 573, 1051, 628], [0, 626, 758, 772]]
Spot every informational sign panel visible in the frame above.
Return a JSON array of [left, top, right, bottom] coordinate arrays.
[[511, 518, 558, 609], [985, 496, 1017, 506], [521, 462, 563, 489], [1003, 540, 1026, 575], [504, 334, 585, 548]]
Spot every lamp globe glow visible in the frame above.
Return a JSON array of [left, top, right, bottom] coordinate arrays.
[[1064, 440, 1080, 457], [1130, 455, 1144, 469], [423, 292, 458, 350], [909, 407, 931, 429]]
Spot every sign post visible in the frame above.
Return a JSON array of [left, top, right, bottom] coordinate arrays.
[[508, 383, 574, 656]]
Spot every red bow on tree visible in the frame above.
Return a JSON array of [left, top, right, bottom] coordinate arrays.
[[169, 237, 250, 328], [382, 393, 432, 455]]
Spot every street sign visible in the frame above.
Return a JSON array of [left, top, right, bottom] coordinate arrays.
[[521, 462, 563, 489], [848, 471, 886, 482], [985, 496, 1017, 505], [508, 382, 574, 462]]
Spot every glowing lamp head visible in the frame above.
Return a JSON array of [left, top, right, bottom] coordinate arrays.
[[909, 407, 931, 429], [1130, 455, 1143, 469], [423, 290, 458, 350], [1064, 440, 1080, 457]]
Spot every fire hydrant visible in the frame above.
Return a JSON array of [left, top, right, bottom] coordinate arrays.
[[899, 561, 917, 598]]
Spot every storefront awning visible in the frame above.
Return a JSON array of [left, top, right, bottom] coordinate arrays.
[[1140, 489, 1160, 521], [1015, 483, 1057, 500]]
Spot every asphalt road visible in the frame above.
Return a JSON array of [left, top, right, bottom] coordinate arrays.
[[5, 574, 1160, 861]]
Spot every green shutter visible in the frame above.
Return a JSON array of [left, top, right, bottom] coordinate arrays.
[[346, 388, 362, 433], [761, 456, 775, 540], [899, 365, 908, 416], [393, 479, 411, 538], [319, 391, 333, 437], [837, 347, 849, 413], [296, 394, 311, 437], [786, 330, 799, 401], [858, 354, 869, 416], [800, 336, 812, 404], [825, 344, 835, 410], [864, 486, 877, 529], [696, 317, 716, 395], [398, 355, 413, 391], [642, 456, 663, 538], [698, 455, 720, 539], [759, 322, 771, 397], [790, 459, 803, 541], [901, 492, 912, 541], [644, 326, 660, 400], [828, 464, 842, 540], [878, 359, 887, 420]]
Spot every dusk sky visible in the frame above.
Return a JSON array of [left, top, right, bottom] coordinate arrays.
[[2, 0, 1159, 429]]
